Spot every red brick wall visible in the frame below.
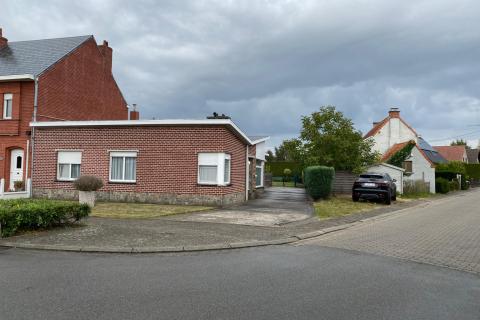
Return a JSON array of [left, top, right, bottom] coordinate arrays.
[[33, 126, 247, 197], [0, 81, 34, 185], [0, 38, 128, 188], [37, 38, 128, 121]]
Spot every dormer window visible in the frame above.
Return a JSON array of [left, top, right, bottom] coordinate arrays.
[[3, 93, 12, 119]]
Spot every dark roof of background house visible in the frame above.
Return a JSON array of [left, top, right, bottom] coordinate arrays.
[[466, 149, 480, 164], [418, 137, 448, 164], [0, 35, 92, 77]]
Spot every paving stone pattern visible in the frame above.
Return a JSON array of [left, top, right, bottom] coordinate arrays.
[[303, 190, 480, 274]]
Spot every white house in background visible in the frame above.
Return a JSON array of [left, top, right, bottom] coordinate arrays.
[[364, 108, 447, 193], [368, 163, 405, 194]]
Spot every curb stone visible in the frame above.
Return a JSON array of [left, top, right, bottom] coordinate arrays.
[[0, 192, 464, 254]]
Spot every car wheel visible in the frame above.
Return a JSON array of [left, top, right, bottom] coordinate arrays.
[[352, 194, 359, 202], [392, 192, 397, 201], [385, 191, 391, 205]]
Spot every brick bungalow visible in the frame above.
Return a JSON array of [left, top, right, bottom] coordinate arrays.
[[30, 119, 269, 206], [0, 28, 129, 197]]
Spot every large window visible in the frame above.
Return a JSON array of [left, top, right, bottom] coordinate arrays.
[[57, 151, 82, 181], [256, 160, 264, 187], [3, 93, 12, 119], [110, 151, 137, 183], [198, 153, 231, 186]]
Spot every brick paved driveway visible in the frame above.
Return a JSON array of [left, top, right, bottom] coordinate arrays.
[[301, 189, 480, 274]]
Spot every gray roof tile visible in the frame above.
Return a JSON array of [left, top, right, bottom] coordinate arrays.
[[0, 35, 92, 77]]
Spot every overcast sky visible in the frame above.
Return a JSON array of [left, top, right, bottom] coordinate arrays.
[[2, 0, 480, 149]]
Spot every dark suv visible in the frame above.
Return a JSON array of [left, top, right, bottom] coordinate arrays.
[[352, 173, 397, 205]]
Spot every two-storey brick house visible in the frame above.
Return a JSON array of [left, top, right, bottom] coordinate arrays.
[[0, 29, 128, 194]]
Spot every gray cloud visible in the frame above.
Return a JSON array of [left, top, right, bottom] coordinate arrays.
[[2, 0, 480, 149]]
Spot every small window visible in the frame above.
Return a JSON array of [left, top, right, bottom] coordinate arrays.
[[57, 151, 82, 181], [224, 157, 231, 184], [110, 151, 137, 182], [198, 153, 231, 186], [16, 156, 22, 169], [3, 93, 13, 119], [402, 161, 413, 173]]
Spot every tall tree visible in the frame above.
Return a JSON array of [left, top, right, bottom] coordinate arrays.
[[299, 106, 379, 172], [451, 139, 471, 149], [265, 150, 275, 162], [273, 139, 304, 162]]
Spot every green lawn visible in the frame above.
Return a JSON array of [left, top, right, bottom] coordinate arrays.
[[92, 202, 213, 219], [314, 196, 380, 219], [272, 181, 304, 188]]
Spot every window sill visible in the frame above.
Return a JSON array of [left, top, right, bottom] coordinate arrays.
[[55, 179, 76, 182], [108, 180, 137, 185], [198, 183, 232, 187]]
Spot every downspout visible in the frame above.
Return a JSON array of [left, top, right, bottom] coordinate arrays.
[[29, 77, 39, 198], [245, 145, 249, 201]]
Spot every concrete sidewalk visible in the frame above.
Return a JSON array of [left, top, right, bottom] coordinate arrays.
[[0, 196, 436, 253]]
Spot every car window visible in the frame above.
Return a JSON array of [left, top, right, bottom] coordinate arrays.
[[359, 174, 384, 179]]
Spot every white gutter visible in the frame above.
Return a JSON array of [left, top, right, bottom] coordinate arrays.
[[0, 74, 35, 81], [246, 145, 249, 201], [30, 119, 255, 145], [29, 77, 39, 197], [250, 137, 270, 145]]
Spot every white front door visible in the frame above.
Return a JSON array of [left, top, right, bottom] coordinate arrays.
[[9, 149, 24, 191]]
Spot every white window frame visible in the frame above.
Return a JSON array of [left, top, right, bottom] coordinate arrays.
[[57, 151, 82, 181], [198, 153, 231, 186], [109, 151, 137, 183], [256, 160, 264, 188], [3, 93, 13, 119]]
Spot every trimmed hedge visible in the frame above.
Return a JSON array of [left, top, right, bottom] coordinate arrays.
[[304, 166, 335, 200], [0, 199, 90, 237], [435, 177, 450, 194], [466, 164, 480, 179]]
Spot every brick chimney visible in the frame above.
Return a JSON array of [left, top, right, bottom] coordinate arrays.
[[388, 107, 400, 118], [130, 104, 139, 120], [98, 40, 113, 73], [0, 28, 8, 48]]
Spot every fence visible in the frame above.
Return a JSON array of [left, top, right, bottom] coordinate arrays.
[[332, 171, 357, 195]]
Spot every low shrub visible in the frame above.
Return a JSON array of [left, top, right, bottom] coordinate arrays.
[[304, 166, 335, 200], [74, 175, 104, 192], [435, 177, 450, 194], [449, 180, 460, 191], [14, 180, 25, 191], [0, 199, 90, 237]]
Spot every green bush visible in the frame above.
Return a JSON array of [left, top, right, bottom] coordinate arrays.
[[74, 175, 104, 192], [304, 166, 335, 200], [465, 164, 480, 179], [449, 180, 460, 191], [435, 177, 450, 194], [0, 199, 90, 237]]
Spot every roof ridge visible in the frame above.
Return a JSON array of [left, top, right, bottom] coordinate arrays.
[[8, 35, 93, 44]]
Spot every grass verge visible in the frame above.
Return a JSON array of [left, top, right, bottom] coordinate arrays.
[[314, 196, 380, 219], [92, 202, 213, 219]]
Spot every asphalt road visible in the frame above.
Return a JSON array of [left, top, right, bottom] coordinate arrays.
[[1, 245, 479, 320]]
